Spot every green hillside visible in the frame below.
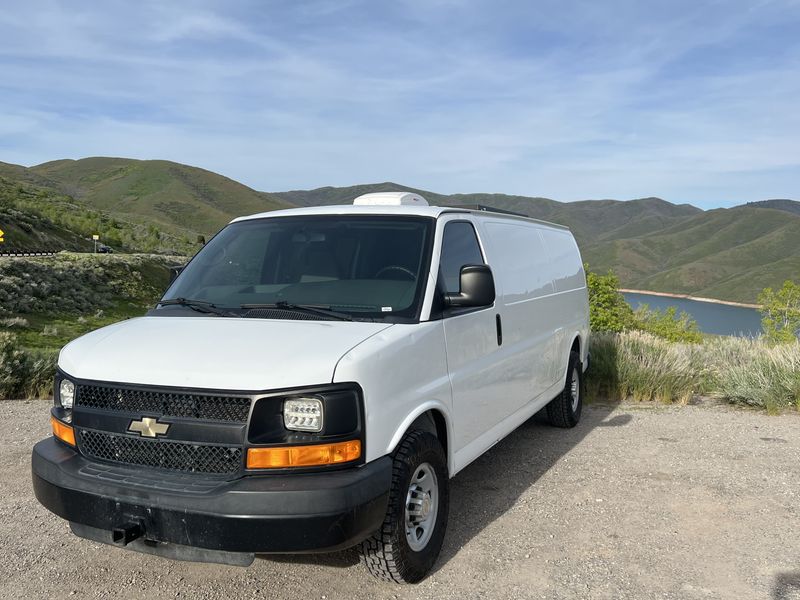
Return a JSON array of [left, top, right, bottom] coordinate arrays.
[[273, 182, 797, 304], [30, 157, 292, 237], [2, 159, 797, 304], [0, 175, 199, 254], [586, 206, 800, 302], [744, 199, 800, 216], [272, 183, 701, 247]]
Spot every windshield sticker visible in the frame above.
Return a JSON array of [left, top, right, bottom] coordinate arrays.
[[381, 307, 393, 312]]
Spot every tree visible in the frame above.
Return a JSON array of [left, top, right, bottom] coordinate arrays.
[[586, 266, 634, 333], [758, 280, 800, 343], [633, 305, 702, 343]]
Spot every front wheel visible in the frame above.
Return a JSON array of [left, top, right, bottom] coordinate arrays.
[[359, 430, 449, 583], [546, 350, 584, 428]]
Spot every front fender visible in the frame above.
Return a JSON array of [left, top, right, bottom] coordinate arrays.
[[386, 400, 454, 475]]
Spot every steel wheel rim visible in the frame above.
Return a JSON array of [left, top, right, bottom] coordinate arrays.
[[570, 367, 580, 412], [405, 462, 439, 551]]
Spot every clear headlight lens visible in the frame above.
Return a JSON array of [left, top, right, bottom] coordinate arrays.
[[59, 379, 75, 409], [283, 397, 323, 432]]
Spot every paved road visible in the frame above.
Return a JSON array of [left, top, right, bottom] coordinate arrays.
[[2, 399, 798, 599]]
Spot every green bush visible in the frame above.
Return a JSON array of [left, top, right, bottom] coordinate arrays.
[[759, 280, 800, 343], [0, 333, 57, 400], [0, 252, 176, 317], [586, 268, 634, 333], [633, 305, 703, 343], [586, 266, 701, 342]]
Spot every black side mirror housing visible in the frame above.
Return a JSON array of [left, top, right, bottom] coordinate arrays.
[[445, 264, 496, 308]]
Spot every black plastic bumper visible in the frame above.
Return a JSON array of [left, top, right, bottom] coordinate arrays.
[[32, 438, 391, 556]]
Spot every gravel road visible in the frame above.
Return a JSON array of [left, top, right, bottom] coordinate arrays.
[[2, 399, 799, 600]]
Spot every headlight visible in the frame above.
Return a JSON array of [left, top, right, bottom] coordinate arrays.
[[283, 397, 323, 432], [59, 379, 75, 409]]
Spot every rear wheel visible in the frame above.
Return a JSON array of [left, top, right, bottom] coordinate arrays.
[[359, 430, 449, 583], [546, 350, 583, 428]]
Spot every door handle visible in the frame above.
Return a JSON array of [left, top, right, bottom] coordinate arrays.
[[495, 314, 502, 346]]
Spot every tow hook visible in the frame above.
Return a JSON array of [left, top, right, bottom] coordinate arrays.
[[112, 522, 143, 546]]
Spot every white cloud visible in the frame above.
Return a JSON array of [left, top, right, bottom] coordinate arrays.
[[0, 0, 798, 207]]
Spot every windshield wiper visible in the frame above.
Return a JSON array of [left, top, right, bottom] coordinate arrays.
[[157, 297, 234, 317], [240, 301, 354, 321]]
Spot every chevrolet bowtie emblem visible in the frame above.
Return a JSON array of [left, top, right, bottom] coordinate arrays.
[[128, 417, 170, 438]]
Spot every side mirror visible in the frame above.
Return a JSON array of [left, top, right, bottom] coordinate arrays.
[[445, 264, 495, 308], [169, 265, 185, 284]]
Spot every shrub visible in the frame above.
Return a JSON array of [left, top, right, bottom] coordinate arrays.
[[633, 305, 703, 343], [586, 267, 634, 333], [759, 280, 800, 343], [0, 317, 29, 328], [587, 331, 800, 411], [704, 336, 800, 413], [586, 266, 701, 342], [587, 331, 699, 403], [0, 252, 176, 317], [0, 333, 58, 400]]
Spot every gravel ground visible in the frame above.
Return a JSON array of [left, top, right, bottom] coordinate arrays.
[[2, 399, 799, 600]]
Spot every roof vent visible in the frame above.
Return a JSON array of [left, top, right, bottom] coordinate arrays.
[[352, 192, 428, 206]]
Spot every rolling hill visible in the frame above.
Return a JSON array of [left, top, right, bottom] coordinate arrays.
[[273, 183, 798, 304], [0, 175, 199, 254], [27, 157, 292, 238], [1, 158, 797, 303], [271, 183, 701, 248], [0, 177, 93, 252]]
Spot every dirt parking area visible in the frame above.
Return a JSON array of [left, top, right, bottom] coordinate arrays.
[[2, 399, 798, 600]]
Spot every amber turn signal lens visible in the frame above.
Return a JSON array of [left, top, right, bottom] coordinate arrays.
[[51, 416, 76, 447], [247, 440, 361, 469]]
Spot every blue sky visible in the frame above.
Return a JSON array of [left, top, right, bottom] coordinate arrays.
[[1, 0, 798, 208]]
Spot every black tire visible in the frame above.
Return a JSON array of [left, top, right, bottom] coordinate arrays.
[[359, 430, 449, 583], [546, 351, 584, 428]]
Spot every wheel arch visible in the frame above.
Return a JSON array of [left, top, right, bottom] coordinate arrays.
[[562, 332, 586, 382], [386, 402, 453, 475]]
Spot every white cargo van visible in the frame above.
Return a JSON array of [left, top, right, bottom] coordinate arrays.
[[33, 192, 589, 583]]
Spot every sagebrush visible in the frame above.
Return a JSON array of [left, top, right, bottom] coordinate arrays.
[[587, 331, 800, 410]]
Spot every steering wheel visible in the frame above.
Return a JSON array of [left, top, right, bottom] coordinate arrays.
[[374, 265, 416, 281]]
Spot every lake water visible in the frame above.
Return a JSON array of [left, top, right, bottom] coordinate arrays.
[[622, 292, 763, 337]]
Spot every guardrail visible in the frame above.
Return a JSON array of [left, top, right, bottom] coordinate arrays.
[[0, 251, 58, 257]]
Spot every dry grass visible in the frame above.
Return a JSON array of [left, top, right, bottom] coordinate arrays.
[[587, 331, 800, 411], [0, 333, 58, 400]]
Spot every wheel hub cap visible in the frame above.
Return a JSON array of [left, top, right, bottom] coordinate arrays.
[[570, 367, 580, 411], [405, 462, 439, 551]]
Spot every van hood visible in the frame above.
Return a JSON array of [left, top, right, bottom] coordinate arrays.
[[59, 316, 393, 391]]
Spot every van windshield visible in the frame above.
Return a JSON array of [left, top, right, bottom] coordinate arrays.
[[159, 215, 434, 322]]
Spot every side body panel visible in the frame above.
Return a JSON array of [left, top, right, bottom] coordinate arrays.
[[448, 216, 589, 475], [538, 228, 590, 375], [477, 219, 559, 403], [332, 321, 455, 472]]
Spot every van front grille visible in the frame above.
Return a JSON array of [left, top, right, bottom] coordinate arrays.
[[77, 429, 244, 475], [75, 384, 251, 423]]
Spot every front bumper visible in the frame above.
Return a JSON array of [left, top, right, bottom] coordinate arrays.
[[32, 437, 391, 559]]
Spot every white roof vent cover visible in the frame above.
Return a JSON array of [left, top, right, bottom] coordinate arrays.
[[352, 192, 428, 206]]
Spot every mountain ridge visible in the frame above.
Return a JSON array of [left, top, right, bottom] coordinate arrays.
[[1, 157, 797, 303]]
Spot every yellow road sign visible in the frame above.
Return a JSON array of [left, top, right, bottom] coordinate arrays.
[[0, 227, 4, 243], [92, 234, 100, 240]]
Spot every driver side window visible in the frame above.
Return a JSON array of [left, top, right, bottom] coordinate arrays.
[[439, 221, 484, 294]]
